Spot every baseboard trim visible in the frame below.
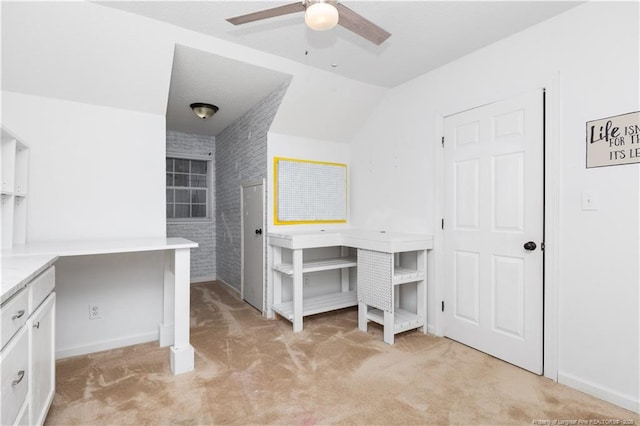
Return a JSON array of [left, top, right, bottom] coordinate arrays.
[[190, 275, 217, 284], [56, 331, 158, 360], [216, 279, 241, 296], [558, 371, 639, 413]]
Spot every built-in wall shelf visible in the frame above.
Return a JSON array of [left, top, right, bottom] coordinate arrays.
[[1, 128, 29, 249], [272, 290, 357, 321], [274, 257, 357, 276]]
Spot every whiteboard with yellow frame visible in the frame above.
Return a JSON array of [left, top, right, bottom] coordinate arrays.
[[274, 157, 347, 225]]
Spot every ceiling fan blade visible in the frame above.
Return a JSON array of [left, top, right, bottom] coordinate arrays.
[[226, 2, 305, 26], [336, 3, 391, 46]]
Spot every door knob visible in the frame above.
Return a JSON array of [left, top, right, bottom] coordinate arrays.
[[255, 228, 262, 235], [523, 241, 537, 251]]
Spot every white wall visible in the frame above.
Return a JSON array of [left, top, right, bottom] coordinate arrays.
[[2, 92, 166, 241], [53, 252, 165, 358], [2, 91, 168, 356], [350, 2, 639, 412], [267, 132, 352, 233]]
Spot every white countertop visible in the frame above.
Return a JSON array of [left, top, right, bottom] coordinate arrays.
[[1, 254, 58, 304], [2, 237, 198, 257], [268, 228, 433, 252], [1, 237, 198, 302]]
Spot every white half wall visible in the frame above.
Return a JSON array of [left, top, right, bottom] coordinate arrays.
[[350, 1, 639, 413]]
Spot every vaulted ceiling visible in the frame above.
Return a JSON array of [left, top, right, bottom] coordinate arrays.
[[100, 1, 582, 88], [3, 1, 582, 138]]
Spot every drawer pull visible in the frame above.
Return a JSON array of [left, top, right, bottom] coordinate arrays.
[[12, 370, 25, 386], [12, 310, 25, 320], [33, 321, 40, 329]]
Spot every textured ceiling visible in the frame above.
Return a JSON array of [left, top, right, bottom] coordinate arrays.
[[3, 1, 583, 138], [100, 1, 582, 88]]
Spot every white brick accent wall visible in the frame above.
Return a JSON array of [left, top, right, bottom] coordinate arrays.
[[216, 81, 290, 291], [166, 130, 216, 281]]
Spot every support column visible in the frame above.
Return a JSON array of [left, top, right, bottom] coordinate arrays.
[[169, 247, 195, 374]]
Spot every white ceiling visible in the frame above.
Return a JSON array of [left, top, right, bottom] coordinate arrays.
[[100, 1, 581, 88], [3, 1, 583, 139], [167, 45, 291, 136]]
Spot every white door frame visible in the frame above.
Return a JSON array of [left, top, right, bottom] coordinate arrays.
[[433, 76, 560, 381], [240, 179, 266, 313]]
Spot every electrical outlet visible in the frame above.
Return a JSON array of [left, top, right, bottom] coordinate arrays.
[[89, 304, 102, 320], [304, 276, 310, 286]]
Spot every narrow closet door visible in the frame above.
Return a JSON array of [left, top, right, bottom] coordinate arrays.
[[242, 182, 265, 311]]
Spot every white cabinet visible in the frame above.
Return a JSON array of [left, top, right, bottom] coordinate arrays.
[[28, 293, 55, 426], [0, 326, 29, 426], [1, 127, 29, 250], [0, 265, 55, 426]]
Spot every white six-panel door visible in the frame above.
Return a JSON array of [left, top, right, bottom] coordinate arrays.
[[443, 90, 544, 374]]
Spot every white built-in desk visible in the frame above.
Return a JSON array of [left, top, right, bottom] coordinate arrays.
[[1, 237, 198, 375], [268, 229, 433, 340]]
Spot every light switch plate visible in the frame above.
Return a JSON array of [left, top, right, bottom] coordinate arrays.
[[582, 191, 597, 211]]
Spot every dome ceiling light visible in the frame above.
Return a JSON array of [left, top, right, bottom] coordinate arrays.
[[190, 103, 219, 120]]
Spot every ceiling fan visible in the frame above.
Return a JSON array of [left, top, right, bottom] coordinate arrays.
[[226, 0, 391, 46]]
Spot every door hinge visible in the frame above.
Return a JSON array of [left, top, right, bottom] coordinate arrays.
[[541, 241, 545, 251], [442, 136, 445, 147], [441, 218, 444, 230], [441, 301, 445, 312]]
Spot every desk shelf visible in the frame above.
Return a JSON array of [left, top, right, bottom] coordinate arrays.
[[272, 290, 357, 321], [268, 230, 433, 335], [274, 257, 357, 276], [365, 307, 424, 334], [270, 245, 355, 332], [393, 267, 423, 285]]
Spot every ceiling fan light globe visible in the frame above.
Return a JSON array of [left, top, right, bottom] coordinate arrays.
[[304, 2, 339, 31]]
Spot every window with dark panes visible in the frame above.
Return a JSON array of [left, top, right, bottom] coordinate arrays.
[[166, 157, 210, 220]]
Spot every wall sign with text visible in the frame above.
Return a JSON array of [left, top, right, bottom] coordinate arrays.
[[586, 111, 640, 168]]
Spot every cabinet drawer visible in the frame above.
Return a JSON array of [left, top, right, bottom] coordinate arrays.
[[1, 288, 29, 350], [1, 326, 29, 426], [29, 266, 55, 312]]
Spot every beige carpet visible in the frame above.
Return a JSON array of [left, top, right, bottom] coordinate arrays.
[[46, 281, 638, 425]]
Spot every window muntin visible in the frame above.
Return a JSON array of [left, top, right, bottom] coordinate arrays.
[[166, 157, 209, 219]]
